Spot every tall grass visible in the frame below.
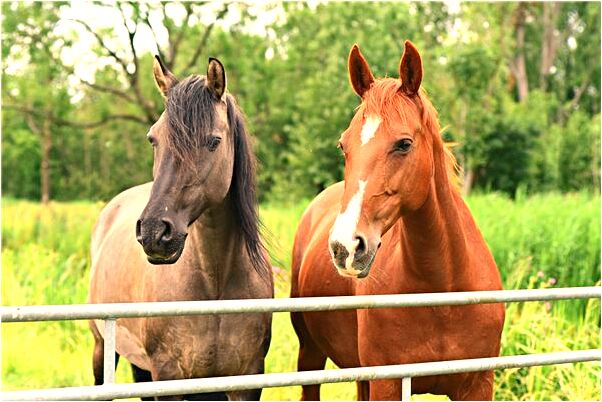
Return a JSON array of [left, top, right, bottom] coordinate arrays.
[[468, 192, 600, 291], [1, 193, 600, 400]]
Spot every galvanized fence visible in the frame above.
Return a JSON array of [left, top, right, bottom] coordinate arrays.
[[1, 286, 601, 401]]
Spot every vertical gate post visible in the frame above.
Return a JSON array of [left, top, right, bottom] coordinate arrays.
[[103, 319, 116, 384], [402, 377, 412, 401]]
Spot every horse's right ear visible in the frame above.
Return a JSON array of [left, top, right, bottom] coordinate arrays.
[[399, 40, 422, 96], [153, 55, 177, 98], [348, 44, 375, 98]]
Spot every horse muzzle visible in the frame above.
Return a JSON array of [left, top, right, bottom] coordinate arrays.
[[136, 217, 187, 265], [328, 234, 380, 279]]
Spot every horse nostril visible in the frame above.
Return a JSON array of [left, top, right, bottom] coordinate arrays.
[[330, 242, 339, 258], [160, 218, 175, 243], [329, 240, 350, 269], [136, 219, 143, 244], [355, 235, 367, 256]]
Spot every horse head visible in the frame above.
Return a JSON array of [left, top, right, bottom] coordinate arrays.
[[136, 57, 234, 264], [329, 41, 452, 279]]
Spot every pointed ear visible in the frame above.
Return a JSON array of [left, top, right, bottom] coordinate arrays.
[[207, 57, 226, 99], [153, 55, 177, 98], [348, 44, 375, 98], [399, 40, 423, 96]]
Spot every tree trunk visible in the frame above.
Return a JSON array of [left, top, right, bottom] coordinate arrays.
[[458, 103, 474, 196], [510, 3, 529, 102], [40, 117, 52, 204], [461, 168, 475, 197], [592, 134, 601, 191], [539, 2, 561, 91], [84, 128, 92, 198]]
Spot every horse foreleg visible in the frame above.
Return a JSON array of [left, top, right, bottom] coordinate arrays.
[[298, 343, 327, 401], [368, 379, 401, 400], [291, 312, 327, 400], [130, 364, 154, 401], [356, 380, 370, 400], [91, 336, 104, 385]]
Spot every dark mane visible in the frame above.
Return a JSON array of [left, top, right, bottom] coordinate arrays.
[[165, 75, 270, 277], [225, 94, 271, 277]]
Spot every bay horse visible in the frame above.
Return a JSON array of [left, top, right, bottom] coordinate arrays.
[[88, 56, 273, 401], [290, 41, 505, 400]]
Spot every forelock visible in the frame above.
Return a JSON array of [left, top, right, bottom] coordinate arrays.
[[165, 75, 218, 165]]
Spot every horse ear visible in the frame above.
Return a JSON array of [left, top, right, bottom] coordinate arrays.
[[207, 57, 227, 100], [348, 44, 375, 98], [153, 55, 177, 98], [399, 40, 423, 96]]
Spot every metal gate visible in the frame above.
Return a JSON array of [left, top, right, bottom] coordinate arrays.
[[1, 286, 601, 400]]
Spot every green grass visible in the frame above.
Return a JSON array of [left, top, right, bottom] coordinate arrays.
[[2, 193, 600, 400]]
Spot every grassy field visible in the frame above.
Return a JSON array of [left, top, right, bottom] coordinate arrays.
[[2, 193, 600, 400]]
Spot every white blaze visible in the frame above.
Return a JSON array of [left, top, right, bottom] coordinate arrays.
[[330, 180, 367, 273], [360, 115, 382, 146]]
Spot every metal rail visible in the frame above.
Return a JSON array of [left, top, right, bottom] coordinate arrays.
[[2, 286, 600, 322], [2, 350, 599, 401], [2, 287, 600, 400], [102, 319, 116, 385]]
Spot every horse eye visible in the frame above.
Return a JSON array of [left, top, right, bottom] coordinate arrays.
[[393, 138, 413, 154], [147, 135, 157, 147], [337, 142, 345, 154], [207, 136, 221, 152]]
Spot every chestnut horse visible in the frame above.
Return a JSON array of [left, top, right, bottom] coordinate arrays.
[[89, 56, 273, 400], [291, 41, 505, 401]]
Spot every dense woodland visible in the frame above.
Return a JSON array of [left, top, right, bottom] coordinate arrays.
[[2, 2, 600, 203]]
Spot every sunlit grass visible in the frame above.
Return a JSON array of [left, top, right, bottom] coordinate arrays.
[[2, 194, 600, 400]]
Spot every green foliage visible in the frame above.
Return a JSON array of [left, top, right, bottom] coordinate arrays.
[[1, 2, 601, 200], [449, 44, 499, 101], [2, 195, 600, 399], [468, 192, 600, 295], [1, 125, 40, 199], [477, 93, 547, 194], [557, 112, 601, 191]]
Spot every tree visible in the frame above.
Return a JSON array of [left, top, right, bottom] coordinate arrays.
[[1, 2, 600, 202], [2, 1, 239, 201], [2, 2, 75, 203]]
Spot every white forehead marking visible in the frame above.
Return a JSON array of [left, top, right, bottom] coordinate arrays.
[[329, 180, 367, 271], [360, 115, 382, 146]]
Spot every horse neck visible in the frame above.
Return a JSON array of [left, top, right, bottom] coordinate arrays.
[[398, 140, 469, 292], [188, 194, 244, 296]]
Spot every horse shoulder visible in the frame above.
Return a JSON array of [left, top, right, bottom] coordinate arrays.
[[292, 183, 343, 277], [296, 182, 345, 251], [91, 183, 153, 255], [89, 182, 153, 301]]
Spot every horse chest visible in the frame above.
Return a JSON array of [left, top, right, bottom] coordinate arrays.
[[357, 304, 502, 365], [138, 312, 268, 379]]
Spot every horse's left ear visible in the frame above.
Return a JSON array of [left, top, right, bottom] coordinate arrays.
[[153, 55, 178, 98], [399, 40, 423, 96], [207, 57, 226, 100]]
